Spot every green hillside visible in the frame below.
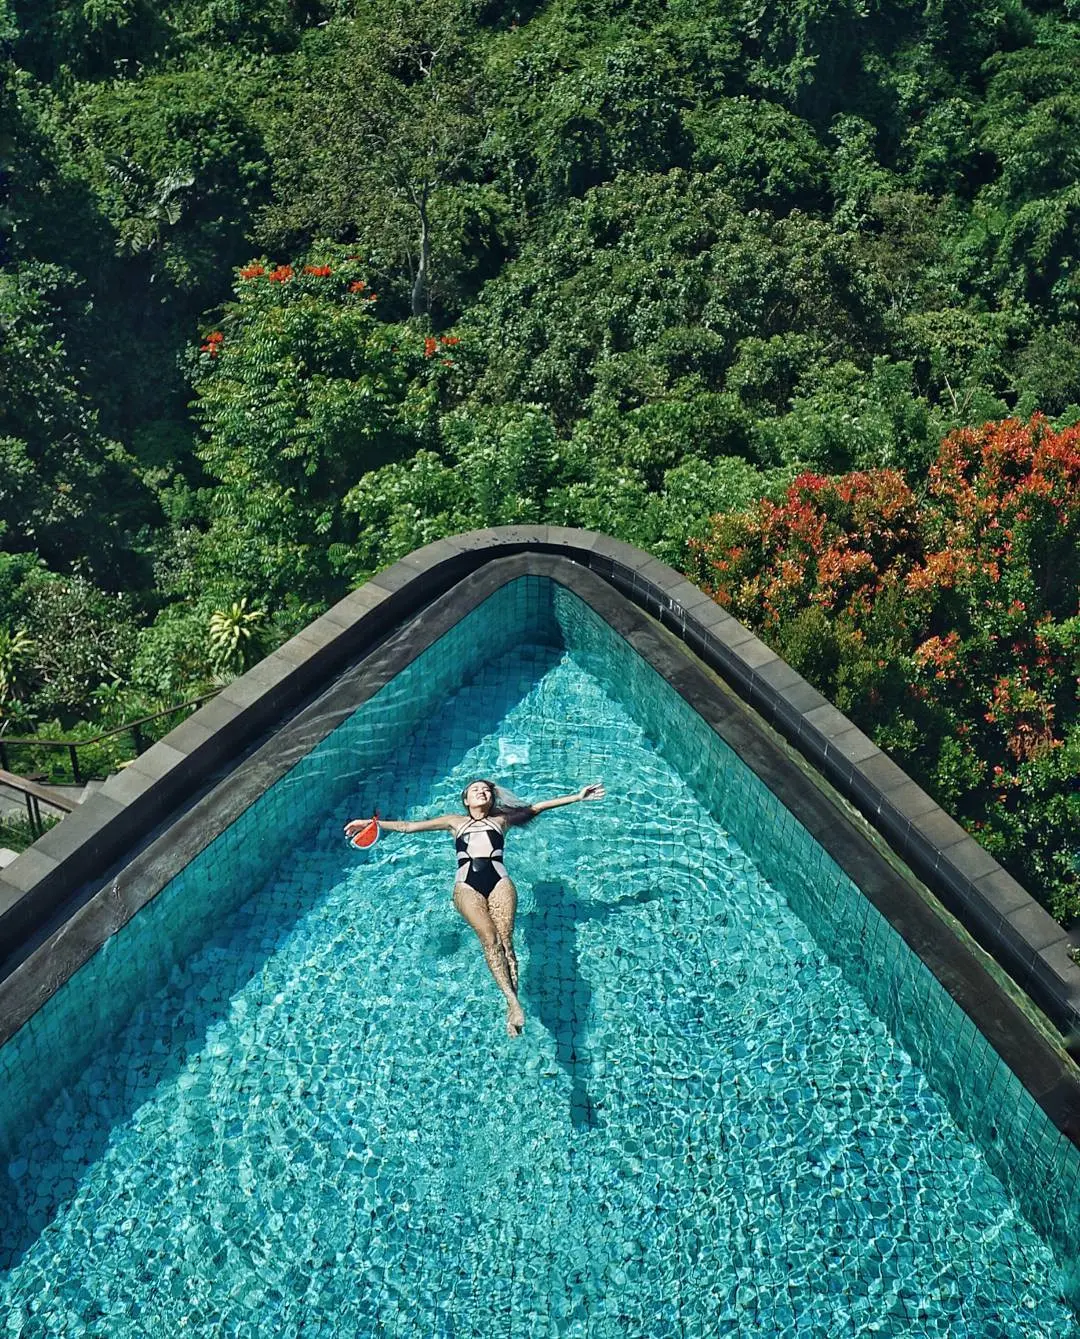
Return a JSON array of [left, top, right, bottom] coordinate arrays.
[[1, 0, 1077, 913]]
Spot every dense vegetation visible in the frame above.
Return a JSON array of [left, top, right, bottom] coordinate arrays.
[[1, 0, 1077, 914]]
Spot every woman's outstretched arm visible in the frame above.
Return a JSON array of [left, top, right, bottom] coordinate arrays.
[[517, 783, 606, 821], [344, 813, 459, 837]]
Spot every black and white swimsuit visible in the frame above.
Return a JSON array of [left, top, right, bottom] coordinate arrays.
[[454, 817, 508, 898]]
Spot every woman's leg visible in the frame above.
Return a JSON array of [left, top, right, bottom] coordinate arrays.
[[487, 878, 519, 993], [453, 883, 525, 1036]]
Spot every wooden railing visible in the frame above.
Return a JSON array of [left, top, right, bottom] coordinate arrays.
[[0, 768, 77, 837], [0, 690, 220, 785]]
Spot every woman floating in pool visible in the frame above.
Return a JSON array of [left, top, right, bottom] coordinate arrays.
[[345, 779, 605, 1037]]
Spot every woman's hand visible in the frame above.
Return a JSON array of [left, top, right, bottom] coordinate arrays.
[[577, 783, 606, 802], [344, 817, 377, 837]]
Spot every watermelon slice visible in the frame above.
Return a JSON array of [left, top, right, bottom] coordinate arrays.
[[349, 815, 380, 849]]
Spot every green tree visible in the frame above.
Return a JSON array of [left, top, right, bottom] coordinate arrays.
[[130, 605, 214, 699], [974, 43, 1080, 318], [260, 0, 485, 317], [524, 35, 692, 203], [65, 69, 270, 300], [337, 403, 562, 579], [185, 249, 439, 605], [337, 401, 780, 579], [978, 44, 1080, 206], [9, 0, 169, 83], [0, 263, 150, 578], [458, 170, 888, 429], [1014, 324, 1080, 418], [686, 96, 828, 212], [9, 0, 312, 81]]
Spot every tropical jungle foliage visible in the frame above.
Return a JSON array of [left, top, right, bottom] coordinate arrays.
[[1, 0, 1078, 914]]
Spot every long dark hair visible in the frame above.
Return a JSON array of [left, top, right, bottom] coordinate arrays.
[[461, 778, 536, 826]]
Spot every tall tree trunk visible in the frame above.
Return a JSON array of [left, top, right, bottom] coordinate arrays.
[[411, 199, 431, 318]]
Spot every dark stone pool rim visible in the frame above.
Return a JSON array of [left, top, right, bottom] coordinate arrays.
[[1, 528, 1079, 1145]]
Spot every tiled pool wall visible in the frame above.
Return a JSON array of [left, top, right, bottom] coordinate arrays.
[[0, 577, 557, 1165], [551, 584, 1080, 1282], [2, 569, 1079, 1300]]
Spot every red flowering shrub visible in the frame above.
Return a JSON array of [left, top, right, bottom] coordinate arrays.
[[693, 417, 1080, 921]]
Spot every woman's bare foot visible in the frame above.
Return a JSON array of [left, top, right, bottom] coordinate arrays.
[[506, 999, 525, 1037]]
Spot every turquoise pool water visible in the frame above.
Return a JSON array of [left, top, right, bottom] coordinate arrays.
[[1, 579, 1079, 1335]]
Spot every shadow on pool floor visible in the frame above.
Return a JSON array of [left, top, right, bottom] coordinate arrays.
[[523, 882, 659, 1130]]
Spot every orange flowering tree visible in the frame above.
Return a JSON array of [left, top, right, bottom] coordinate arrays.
[[692, 417, 1080, 922], [182, 247, 448, 608]]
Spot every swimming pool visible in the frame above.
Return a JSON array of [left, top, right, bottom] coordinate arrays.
[[1, 574, 1078, 1335]]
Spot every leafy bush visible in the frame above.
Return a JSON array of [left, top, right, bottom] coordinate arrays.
[[0, 811, 59, 854], [756, 358, 939, 473], [130, 605, 214, 699], [11, 569, 137, 726]]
